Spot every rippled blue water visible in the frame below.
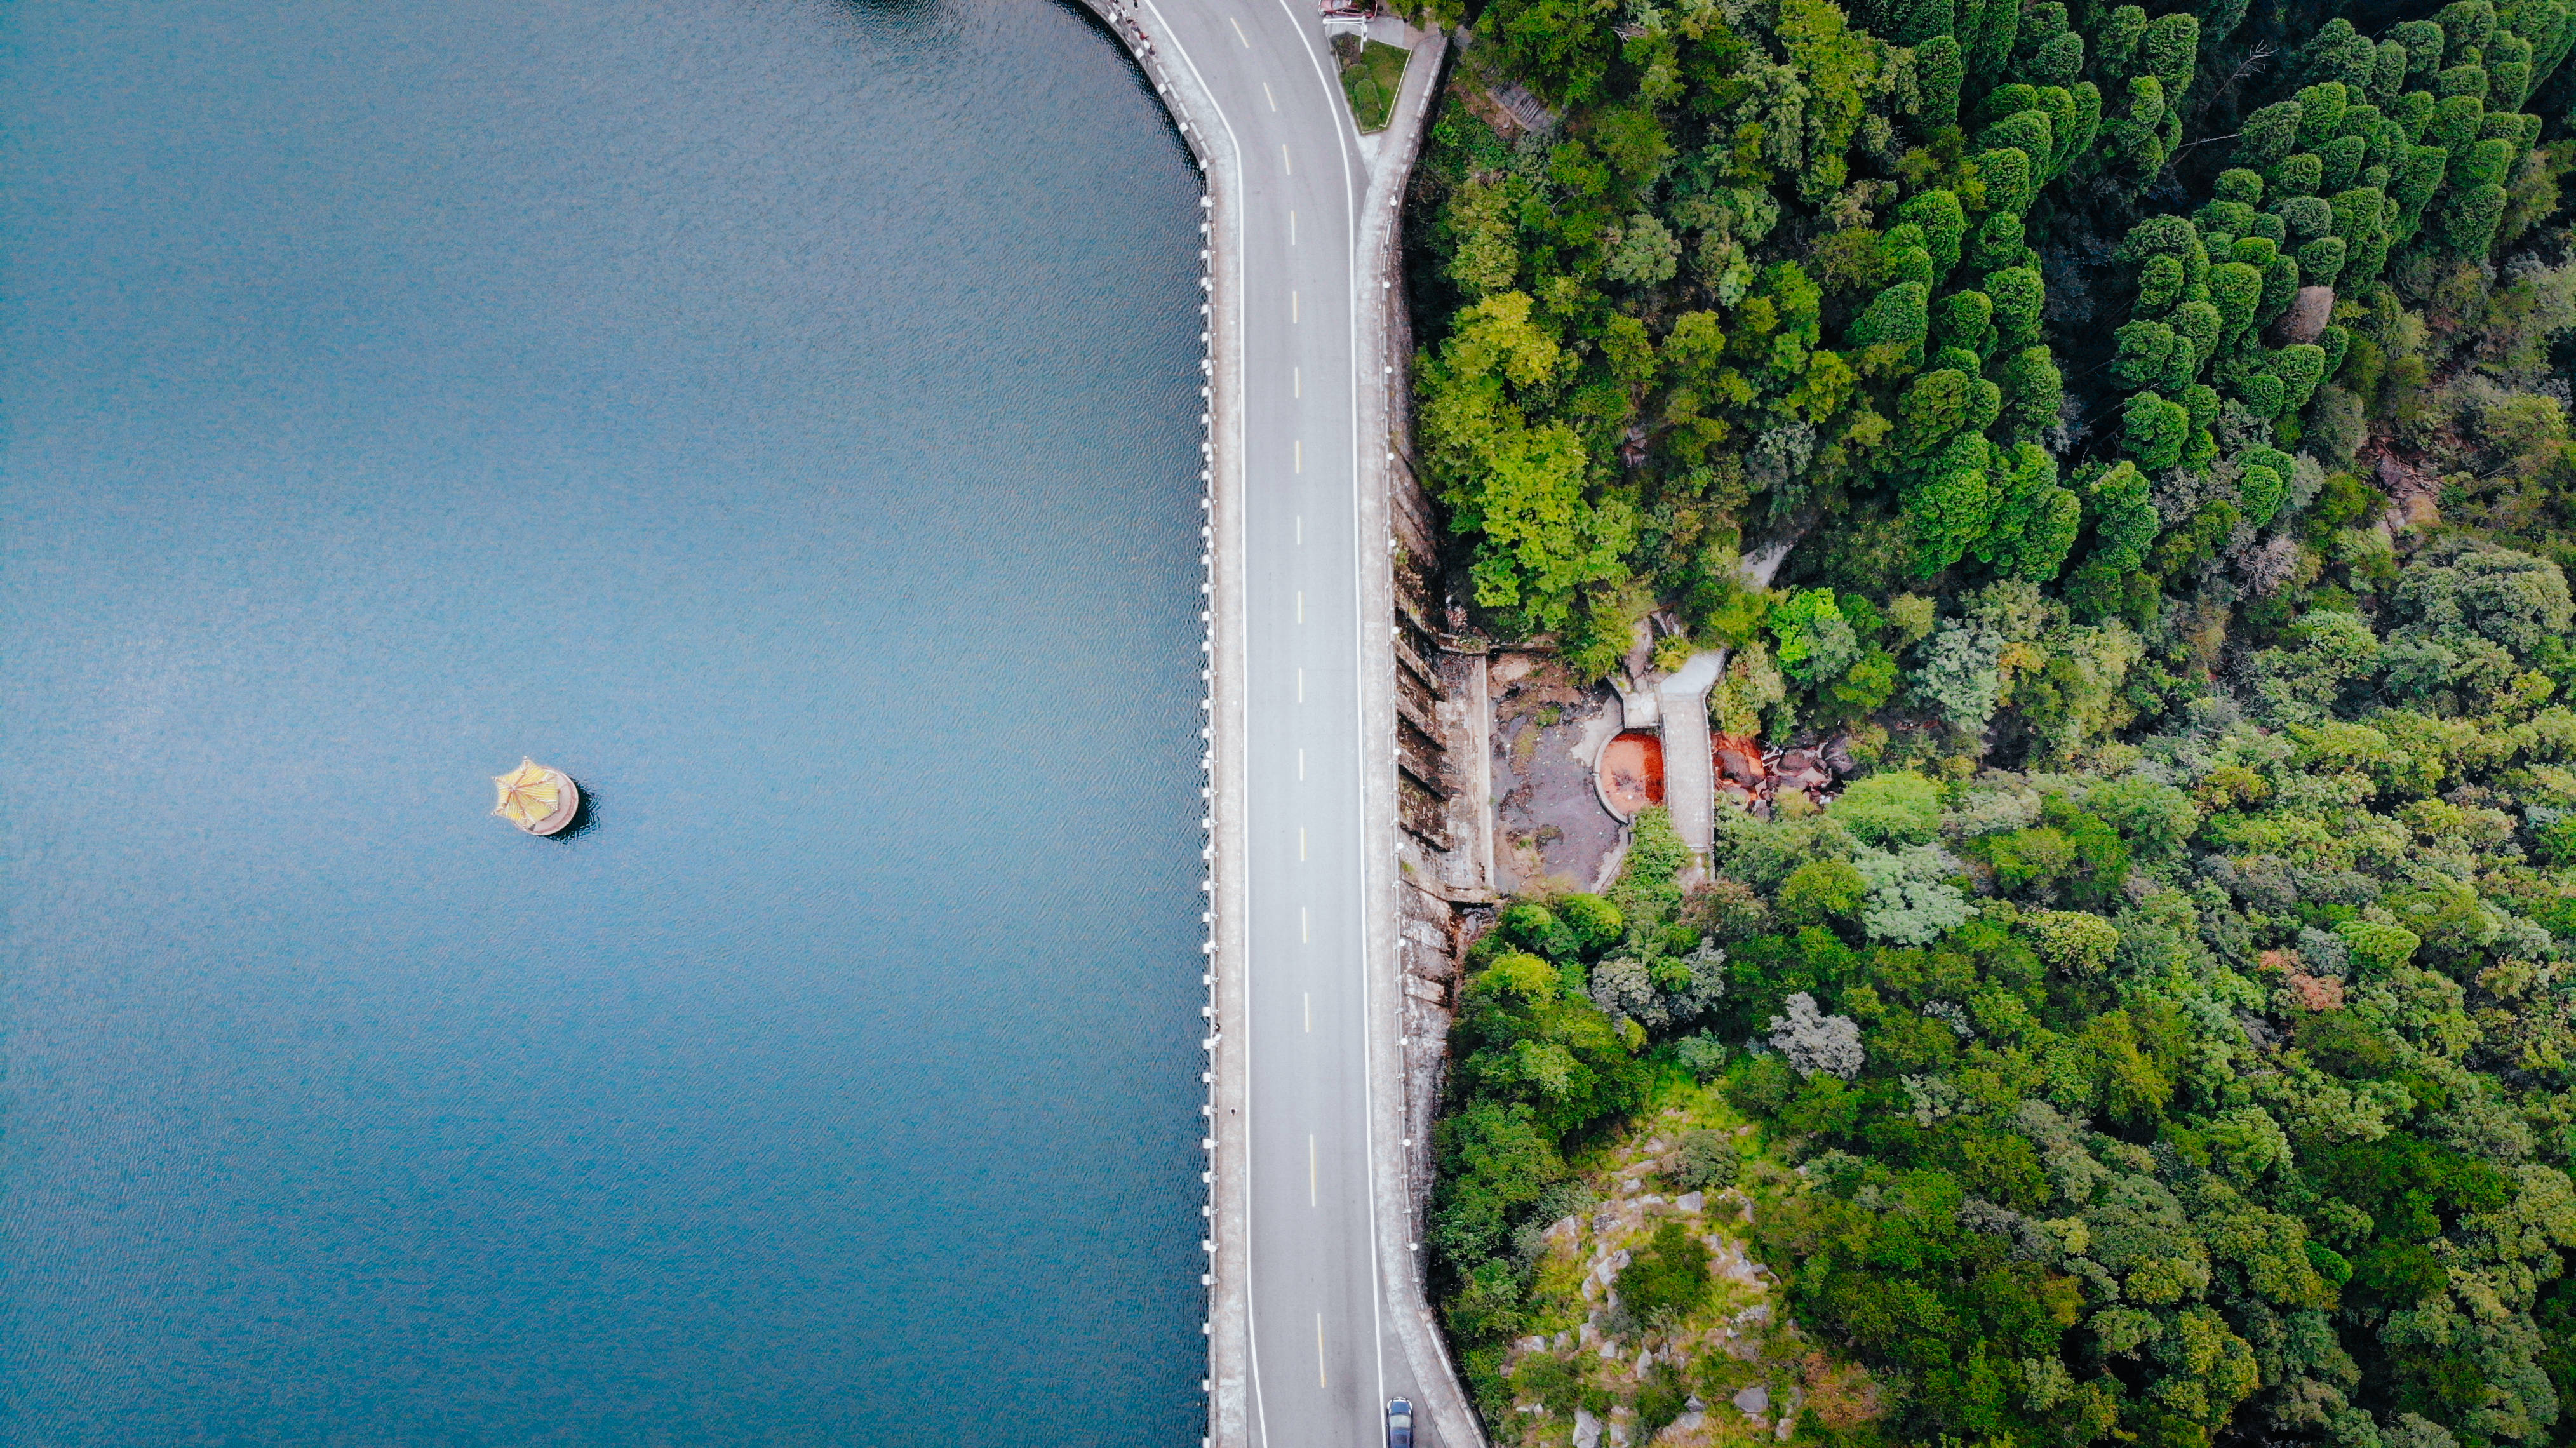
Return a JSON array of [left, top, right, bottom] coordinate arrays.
[[1, 1, 1204, 1441]]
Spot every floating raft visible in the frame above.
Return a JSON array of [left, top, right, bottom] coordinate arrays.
[[492, 758, 580, 836]]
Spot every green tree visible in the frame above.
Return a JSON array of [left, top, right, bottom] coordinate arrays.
[[1933, 290, 1996, 360], [1979, 443, 2080, 580], [1557, 893, 1626, 955], [1900, 188, 1968, 275], [2086, 462, 2159, 573], [1779, 857, 1868, 926], [1429, 1097, 1567, 1264], [2443, 181, 2509, 254], [1997, 345, 2063, 436], [1853, 280, 1932, 368], [1907, 446, 1999, 577], [1781, 0, 1882, 199], [1451, 420, 1634, 631], [2141, 11, 2199, 95], [1773, 587, 1861, 683], [2120, 391, 2191, 471], [1986, 266, 2044, 349], [1978, 146, 2035, 213], [2240, 100, 2305, 165], [1916, 33, 1965, 126], [1896, 368, 1976, 464]]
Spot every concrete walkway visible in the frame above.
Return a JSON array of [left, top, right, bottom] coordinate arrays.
[[1654, 650, 1728, 856]]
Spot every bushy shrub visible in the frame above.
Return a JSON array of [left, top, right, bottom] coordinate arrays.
[[1673, 1127, 1739, 1188], [1615, 1221, 1714, 1322], [1830, 770, 1943, 845], [1557, 893, 1625, 955]]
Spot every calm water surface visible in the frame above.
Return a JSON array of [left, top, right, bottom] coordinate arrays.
[[1, 1, 1205, 1441]]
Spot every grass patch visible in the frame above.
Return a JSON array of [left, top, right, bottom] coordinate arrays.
[[1334, 36, 1410, 133]]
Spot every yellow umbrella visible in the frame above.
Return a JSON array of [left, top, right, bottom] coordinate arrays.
[[492, 758, 562, 831]]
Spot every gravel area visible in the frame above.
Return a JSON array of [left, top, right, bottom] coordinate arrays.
[[1489, 654, 1627, 895]]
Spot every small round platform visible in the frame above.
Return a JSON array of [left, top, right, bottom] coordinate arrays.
[[1596, 730, 1665, 820], [492, 759, 580, 836]]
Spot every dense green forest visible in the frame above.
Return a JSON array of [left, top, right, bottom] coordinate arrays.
[[1399, 0, 2576, 1444]]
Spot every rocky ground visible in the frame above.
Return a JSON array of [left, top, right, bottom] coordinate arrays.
[[1489, 1081, 1875, 1448], [1711, 736, 1856, 819]]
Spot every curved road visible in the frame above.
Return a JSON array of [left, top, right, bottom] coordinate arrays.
[[1103, 2, 1472, 1443]]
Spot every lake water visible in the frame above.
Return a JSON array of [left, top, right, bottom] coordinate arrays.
[[1, 1, 1206, 1442]]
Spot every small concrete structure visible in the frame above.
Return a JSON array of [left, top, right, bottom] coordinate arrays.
[[492, 758, 579, 836]]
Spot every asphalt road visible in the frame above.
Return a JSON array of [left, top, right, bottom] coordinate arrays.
[[1131, 3, 1443, 1443]]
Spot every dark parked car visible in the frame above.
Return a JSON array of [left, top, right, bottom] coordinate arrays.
[[1386, 1397, 1414, 1447]]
